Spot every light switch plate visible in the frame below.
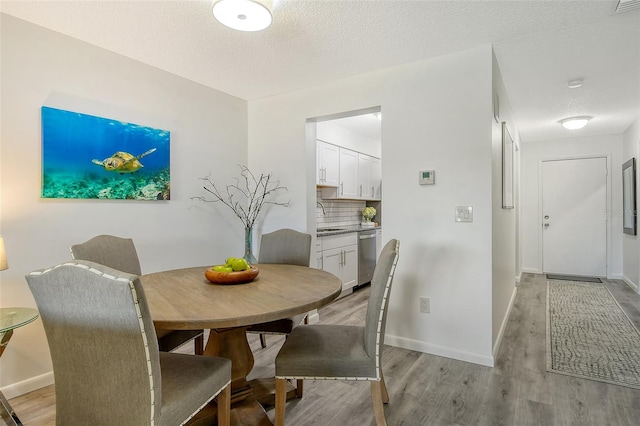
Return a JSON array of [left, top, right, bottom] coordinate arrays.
[[455, 206, 473, 222]]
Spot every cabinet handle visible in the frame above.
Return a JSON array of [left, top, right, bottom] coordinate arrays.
[[323, 167, 326, 182], [340, 182, 343, 195], [359, 185, 362, 197], [371, 186, 374, 197]]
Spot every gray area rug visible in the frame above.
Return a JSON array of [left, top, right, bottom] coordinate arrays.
[[546, 280, 640, 389]]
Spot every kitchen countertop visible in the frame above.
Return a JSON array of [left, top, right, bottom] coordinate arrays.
[[317, 224, 381, 237]]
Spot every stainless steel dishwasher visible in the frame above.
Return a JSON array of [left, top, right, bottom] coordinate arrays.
[[358, 229, 377, 286]]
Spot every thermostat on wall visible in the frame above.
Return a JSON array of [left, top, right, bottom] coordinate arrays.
[[419, 170, 435, 185]]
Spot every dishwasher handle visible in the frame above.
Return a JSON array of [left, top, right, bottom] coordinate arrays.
[[359, 234, 376, 240]]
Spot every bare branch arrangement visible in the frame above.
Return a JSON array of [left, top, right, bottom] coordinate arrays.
[[192, 165, 290, 229]]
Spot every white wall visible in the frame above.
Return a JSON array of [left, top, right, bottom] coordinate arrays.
[[249, 45, 498, 366], [622, 118, 640, 292], [317, 119, 381, 158], [521, 133, 623, 277], [491, 51, 519, 357], [0, 15, 248, 396]]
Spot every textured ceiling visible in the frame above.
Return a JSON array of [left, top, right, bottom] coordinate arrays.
[[1, 0, 638, 143]]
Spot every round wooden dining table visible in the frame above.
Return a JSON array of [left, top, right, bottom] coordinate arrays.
[[140, 264, 342, 425]]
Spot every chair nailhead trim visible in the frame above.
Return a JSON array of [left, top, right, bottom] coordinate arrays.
[[29, 262, 157, 425], [374, 240, 399, 379]]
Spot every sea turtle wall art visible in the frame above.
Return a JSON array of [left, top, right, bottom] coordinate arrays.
[[41, 106, 170, 200]]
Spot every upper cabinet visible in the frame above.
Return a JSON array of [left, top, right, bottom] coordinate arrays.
[[339, 147, 359, 199], [316, 141, 339, 187], [357, 153, 371, 199], [321, 146, 381, 201], [357, 153, 381, 201], [370, 157, 382, 200]]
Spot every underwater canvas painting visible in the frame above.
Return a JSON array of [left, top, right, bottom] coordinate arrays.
[[41, 107, 170, 200]]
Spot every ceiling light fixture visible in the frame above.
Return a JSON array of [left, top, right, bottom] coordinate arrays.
[[560, 116, 591, 130], [567, 79, 584, 89], [213, 0, 272, 32]]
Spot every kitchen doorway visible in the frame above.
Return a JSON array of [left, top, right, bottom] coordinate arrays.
[[309, 108, 382, 232]]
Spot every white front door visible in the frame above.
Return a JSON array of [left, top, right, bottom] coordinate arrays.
[[542, 157, 607, 277]]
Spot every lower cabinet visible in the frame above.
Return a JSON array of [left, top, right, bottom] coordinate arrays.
[[319, 233, 358, 294]]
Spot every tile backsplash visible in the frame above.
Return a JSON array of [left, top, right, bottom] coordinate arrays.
[[316, 189, 366, 228]]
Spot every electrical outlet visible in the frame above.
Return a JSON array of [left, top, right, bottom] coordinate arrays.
[[420, 297, 430, 313]]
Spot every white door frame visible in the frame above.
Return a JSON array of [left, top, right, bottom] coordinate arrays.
[[537, 154, 612, 278]]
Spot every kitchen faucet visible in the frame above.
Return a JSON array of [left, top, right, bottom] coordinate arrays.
[[316, 201, 326, 215]]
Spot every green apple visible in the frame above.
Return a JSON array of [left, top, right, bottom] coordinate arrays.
[[229, 258, 249, 271], [213, 265, 233, 272]]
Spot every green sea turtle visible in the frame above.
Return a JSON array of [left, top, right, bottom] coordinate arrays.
[[92, 148, 156, 174]]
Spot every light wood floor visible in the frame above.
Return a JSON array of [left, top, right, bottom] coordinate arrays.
[[9, 273, 640, 425]]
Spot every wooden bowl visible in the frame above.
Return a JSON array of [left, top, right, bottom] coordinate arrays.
[[204, 265, 259, 284]]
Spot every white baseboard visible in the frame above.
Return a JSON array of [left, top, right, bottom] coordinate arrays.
[[384, 335, 494, 367], [622, 275, 639, 292], [0, 371, 54, 399], [522, 267, 540, 274], [493, 286, 517, 360], [515, 271, 522, 283]]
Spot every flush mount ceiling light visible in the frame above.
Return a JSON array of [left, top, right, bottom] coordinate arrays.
[[213, 0, 272, 32], [568, 79, 584, 89], [560, 116, 592, 130]]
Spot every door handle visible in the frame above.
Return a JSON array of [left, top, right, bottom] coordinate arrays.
[[544, 223, 550, 228]]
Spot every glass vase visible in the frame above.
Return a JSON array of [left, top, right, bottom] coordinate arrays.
[[243, 226, 258, 265]]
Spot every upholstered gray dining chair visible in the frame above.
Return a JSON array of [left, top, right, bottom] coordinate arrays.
[[247, 229, 312, 349], [26, 260, 231, 426], [274, 239, 400, 426], [70, 234, 204, 354]]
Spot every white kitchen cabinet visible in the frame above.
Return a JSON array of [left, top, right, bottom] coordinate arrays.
[[316, 140, 339, 187], [370, 157, 382, 200], [358, 153, 381, 201], [338, 148, 359, 199], [323, 148, 381, 201], [319, 233, 358, 293], [357, 153, 371, 199], [315, 239, 323, 269]]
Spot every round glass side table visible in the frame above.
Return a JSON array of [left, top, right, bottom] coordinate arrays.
[[0, 307, 39, 426]]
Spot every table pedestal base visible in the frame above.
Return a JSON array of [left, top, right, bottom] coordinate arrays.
[[0, 388, 22, 426], [1, 330, 23, 426], [201, 327, 272, 425]]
